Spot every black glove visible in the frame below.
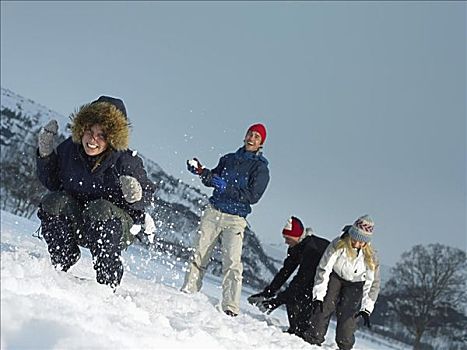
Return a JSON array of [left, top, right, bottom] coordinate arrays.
[[187, 158, 204, 175], [312, 299, 323, 314], [354, 310, 371, 329], [258, 298, 283, 314], [247, 291, 272, 306]]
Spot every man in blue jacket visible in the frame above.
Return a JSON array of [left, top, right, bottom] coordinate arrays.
[[181, 124, 270, 316], [36, 96, 155, 289]]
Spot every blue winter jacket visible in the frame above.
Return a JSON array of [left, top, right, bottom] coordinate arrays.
[[37, 137, 155, 223], [200, 147, 270, 217]]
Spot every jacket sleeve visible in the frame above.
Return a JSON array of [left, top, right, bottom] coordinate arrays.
[[277, 238, 323, 303], [361, 259, 381, 313], [36, 149, 61, 191], [200, 157, 226, 187], [224, 163, 270, 205], [119, 153, 156, 211], [312, 239, 340, 301], [264, 247, 300, 297]]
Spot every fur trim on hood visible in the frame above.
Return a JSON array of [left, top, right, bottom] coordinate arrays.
[[70, 101, 130, 151], [298, 227, 314, 243]]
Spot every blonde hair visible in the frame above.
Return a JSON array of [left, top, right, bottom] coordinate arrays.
[[335, 235, 377, 271]]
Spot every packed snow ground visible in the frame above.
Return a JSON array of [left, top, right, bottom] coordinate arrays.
[[1, 210, 407, 349]]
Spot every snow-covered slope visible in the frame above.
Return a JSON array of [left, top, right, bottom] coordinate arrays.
[[1, 210, 408, 350]]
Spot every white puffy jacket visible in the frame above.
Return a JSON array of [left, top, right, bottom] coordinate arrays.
[[312, 237, 380, 313]]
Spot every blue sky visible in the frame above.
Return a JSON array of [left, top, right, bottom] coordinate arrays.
[[1, 1, 465, 266]]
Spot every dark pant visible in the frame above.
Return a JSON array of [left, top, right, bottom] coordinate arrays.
[[38, 192, 134, 287], [303, 273, 364, 350], [286, 295, 313, 337]]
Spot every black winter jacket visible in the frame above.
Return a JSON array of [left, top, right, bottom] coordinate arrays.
[[37, 137, 155, 223], [264, 232, 330, 304]]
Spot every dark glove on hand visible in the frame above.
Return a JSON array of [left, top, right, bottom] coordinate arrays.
[[211, 175, 227, 193], [312, 299, 323, 314], [187, 158, 204, 175], [247, 291, 272, 306], [258, 298, 282, 314], [354, 310, 371, 329]]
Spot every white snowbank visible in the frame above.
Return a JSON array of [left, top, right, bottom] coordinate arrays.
[[1, 210, 405, 350]]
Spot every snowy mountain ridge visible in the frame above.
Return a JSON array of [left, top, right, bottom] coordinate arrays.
[[0, 87, 69, 129]]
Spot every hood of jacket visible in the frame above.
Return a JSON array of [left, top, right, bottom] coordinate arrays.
[[298, 227, 314, 243], [70, 100, 130, 151]]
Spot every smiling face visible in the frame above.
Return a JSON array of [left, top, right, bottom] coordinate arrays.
[[81, 124, 108, 156], [243, 130, 263, 152]]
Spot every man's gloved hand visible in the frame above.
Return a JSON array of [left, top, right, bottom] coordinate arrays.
[[247, 291, 271, 306], [119, 175, 143, 203], [38, 119, 59, 157], [211, 175, 227, 193], [187, 158, 204, 175], [258, 298, 283, 314], [354, 310, 371, 329], [312, 299, 324, 314]]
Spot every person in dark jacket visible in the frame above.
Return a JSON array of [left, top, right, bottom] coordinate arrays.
[[181, 123, 270, 317], [36, 95, 156, 289], [247, 216, 330, 337]]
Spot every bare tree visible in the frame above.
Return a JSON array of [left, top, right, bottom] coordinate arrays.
[[385, 244, 467, 349]]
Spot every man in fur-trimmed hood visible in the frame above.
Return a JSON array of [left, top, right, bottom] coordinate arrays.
[[36, 95, 156, 289], [71, 95, 129, 152]]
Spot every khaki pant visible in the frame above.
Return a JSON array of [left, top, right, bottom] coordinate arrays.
[[182, 205, 247, 314]]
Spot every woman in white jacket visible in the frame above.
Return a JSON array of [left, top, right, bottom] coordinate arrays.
[[302, 215, 381, 350]]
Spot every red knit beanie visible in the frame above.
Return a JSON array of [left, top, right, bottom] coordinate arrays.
[[247, 123, 267, 144], [282, 216, 304, 238]]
